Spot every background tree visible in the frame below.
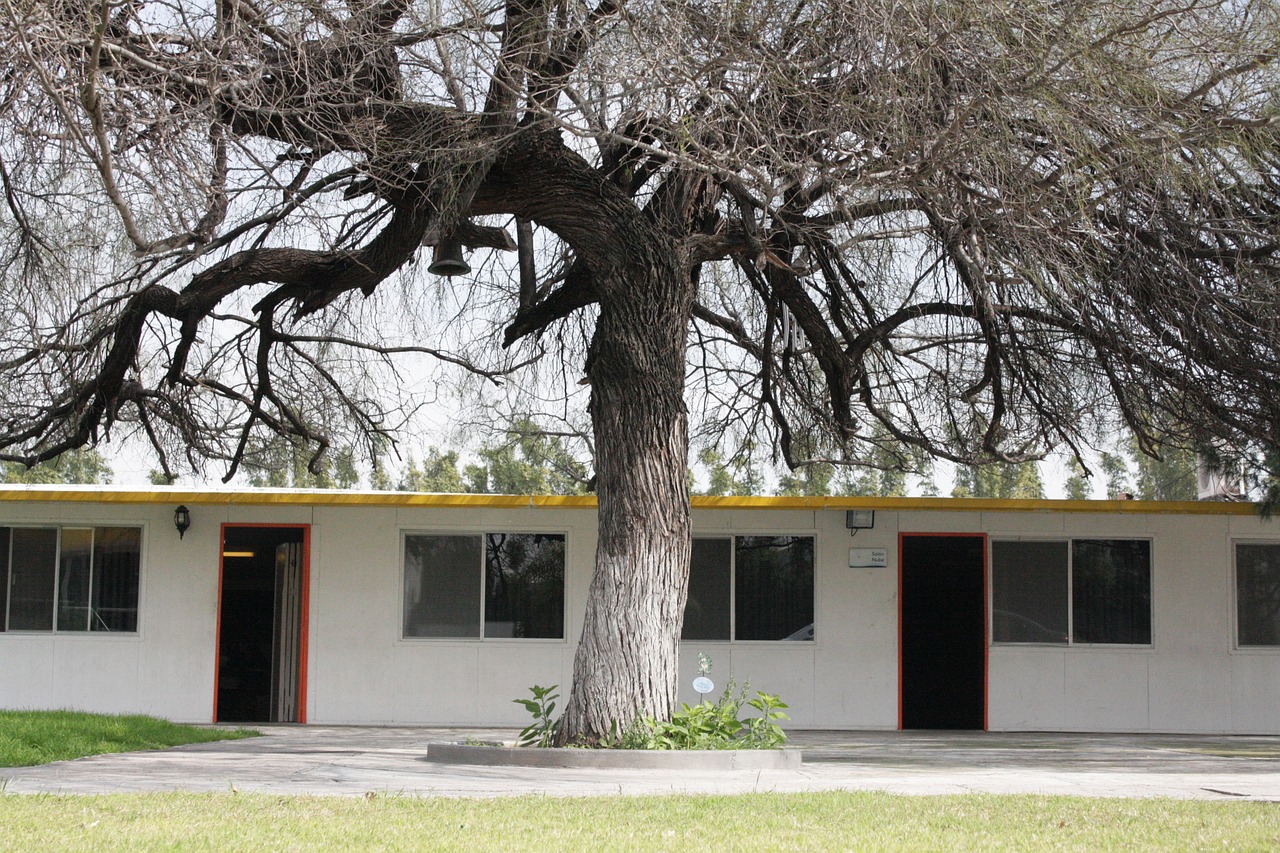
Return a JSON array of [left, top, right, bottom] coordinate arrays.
[[1099, 452, 1135, 500], [0, 0, 1278, 742], [399, 447, 470, 492], [950, 461, 1045, 500], [1128, 439, 1198, 502], [1, 449, 113, 485], [696, 446, 766, 496], [1063, 458, 1092, 501], [466, 417, 591, 495], [243, 437, 360, 489]]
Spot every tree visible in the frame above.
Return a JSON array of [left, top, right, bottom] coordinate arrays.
[[1, 0, 1278, 742], [1099, 452, 1134, 500], [951, 461, 1045, 500], [399, 447, 470, 492], [1, 449, 113, 485], [1128, 438, 1198, 502], [697, 446, 765, 496], [775, 461, 835, 497], [243, 436, 360, 488], [1063, 458, 1092, 501], [467, 417, 590, 494]]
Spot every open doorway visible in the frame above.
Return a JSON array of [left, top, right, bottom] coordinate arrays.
[[899, 533, 987, 730], [215, 525, 308, 723]]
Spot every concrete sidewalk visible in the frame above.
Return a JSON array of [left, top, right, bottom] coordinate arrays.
[[4, 727, 1280, 800]]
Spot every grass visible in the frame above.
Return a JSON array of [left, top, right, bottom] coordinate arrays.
[[0, 791, 1277, 851], [0, 710, 257, 767]]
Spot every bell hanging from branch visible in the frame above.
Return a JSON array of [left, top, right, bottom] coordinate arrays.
[[428, 236, 470, 276]]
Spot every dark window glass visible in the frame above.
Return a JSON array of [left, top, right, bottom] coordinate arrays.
[[1236, 543, 1280, 647], [485, 533, 564, 639], [92, 527, 141, 632], [1072, 539, 1151, 644], [0, 527, 8, 632], [735, 535, 814, 641], [402, 532, 565, 640], [2, 526, 141, 634], [403, 534, 482, 638], [991, 541, 1069, 644], [8, 528, 58, 630], [682, 538, 731, 640], [57, 528, 94, 632]]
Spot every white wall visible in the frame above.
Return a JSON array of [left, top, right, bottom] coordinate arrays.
[[986, 511, 1280, 734], [0, 500, 221, 722], [4, 495, 1279, 733], [308, 503, 586, 726]]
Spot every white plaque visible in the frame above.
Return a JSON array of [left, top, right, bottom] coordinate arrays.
[[849, 547, 888, 568], [692, 676, 715, 694]]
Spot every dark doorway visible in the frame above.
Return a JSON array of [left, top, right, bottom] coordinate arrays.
[[900, 534, 986, 730], [216, 525, 308, 723]]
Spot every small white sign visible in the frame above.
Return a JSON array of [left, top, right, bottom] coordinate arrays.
[[849, 547, 888, 568], [692, 676, 715, 694]]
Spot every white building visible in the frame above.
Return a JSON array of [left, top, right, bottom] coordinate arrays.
[[2, 486, 1278, 733]]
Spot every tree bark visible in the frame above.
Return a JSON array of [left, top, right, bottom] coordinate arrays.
[[559, 266, 693, 743], [479, 131, 695, 743]]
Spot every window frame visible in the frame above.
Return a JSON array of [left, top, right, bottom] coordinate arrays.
[[400, 528, 568, 642], [1, 522, 145, 635], [683, 532, 816, 644], [1232, 539, 1280, 652], [989, 536, 1153, 648]]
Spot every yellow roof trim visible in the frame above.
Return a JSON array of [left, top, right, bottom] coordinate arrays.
[[0, 485, 1260, 516]]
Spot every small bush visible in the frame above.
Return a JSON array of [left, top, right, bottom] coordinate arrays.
[[611, 682, 789, 750], [512, 684, 560, 747]]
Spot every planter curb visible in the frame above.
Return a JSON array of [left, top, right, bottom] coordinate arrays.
[[425, 742, 803, 770]]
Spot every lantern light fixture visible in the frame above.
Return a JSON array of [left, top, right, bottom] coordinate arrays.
[[174, 505, 191, 539]]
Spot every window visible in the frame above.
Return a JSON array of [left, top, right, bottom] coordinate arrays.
[[403, 532, 564, 639], [1236, 542, 1280, 647], [991, 540, 1069, 644], [990, 538, 1150, 645], [682, 535, 814, 642], [1, 526, 141, 633]]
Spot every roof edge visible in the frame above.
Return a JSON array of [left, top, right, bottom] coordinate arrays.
[[0, 485, 1260, 516]]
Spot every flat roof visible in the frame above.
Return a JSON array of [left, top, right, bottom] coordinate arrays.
[[0, 485, 1260, 516]]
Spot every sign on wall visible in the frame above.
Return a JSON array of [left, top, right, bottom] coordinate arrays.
[[848, 548, 888, 568]]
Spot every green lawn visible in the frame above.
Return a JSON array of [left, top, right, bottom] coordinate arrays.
[[0, 791, 1277, 851], [0, 710, 257, 767]]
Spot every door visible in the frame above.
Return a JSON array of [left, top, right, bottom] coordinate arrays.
[[899, 534, 986, 730], [215, 525, 309, 723]]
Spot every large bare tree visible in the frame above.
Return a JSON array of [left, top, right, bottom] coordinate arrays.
[[0, 0, 1277, 741]]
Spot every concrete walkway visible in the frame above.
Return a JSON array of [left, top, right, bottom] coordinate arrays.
[[4, 727, 1280, 800]]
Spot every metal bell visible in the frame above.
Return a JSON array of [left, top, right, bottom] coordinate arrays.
[[428, 237, 470, 276]]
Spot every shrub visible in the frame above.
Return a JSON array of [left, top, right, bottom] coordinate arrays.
[[610, 682, 789, 750]]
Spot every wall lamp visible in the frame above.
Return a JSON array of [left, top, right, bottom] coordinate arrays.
[[846, 509, 874, 536], [174, 505, 191, 540]]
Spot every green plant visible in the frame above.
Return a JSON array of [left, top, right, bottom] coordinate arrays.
[[512, 684, 560, 747], [609, 682, 790, 750], [741, 692, 790, 748]]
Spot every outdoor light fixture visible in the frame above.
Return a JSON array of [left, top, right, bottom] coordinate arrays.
[[427, 237, 470, 276], [174, 505, 191, 539], [846, 509, 875, 533]]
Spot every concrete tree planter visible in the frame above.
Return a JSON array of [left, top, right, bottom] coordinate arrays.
[[426, 742, 803, 770]]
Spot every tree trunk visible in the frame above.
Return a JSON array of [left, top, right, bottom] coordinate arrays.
[[477, 133, 694, 743], [558, 258, 693, 743]]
